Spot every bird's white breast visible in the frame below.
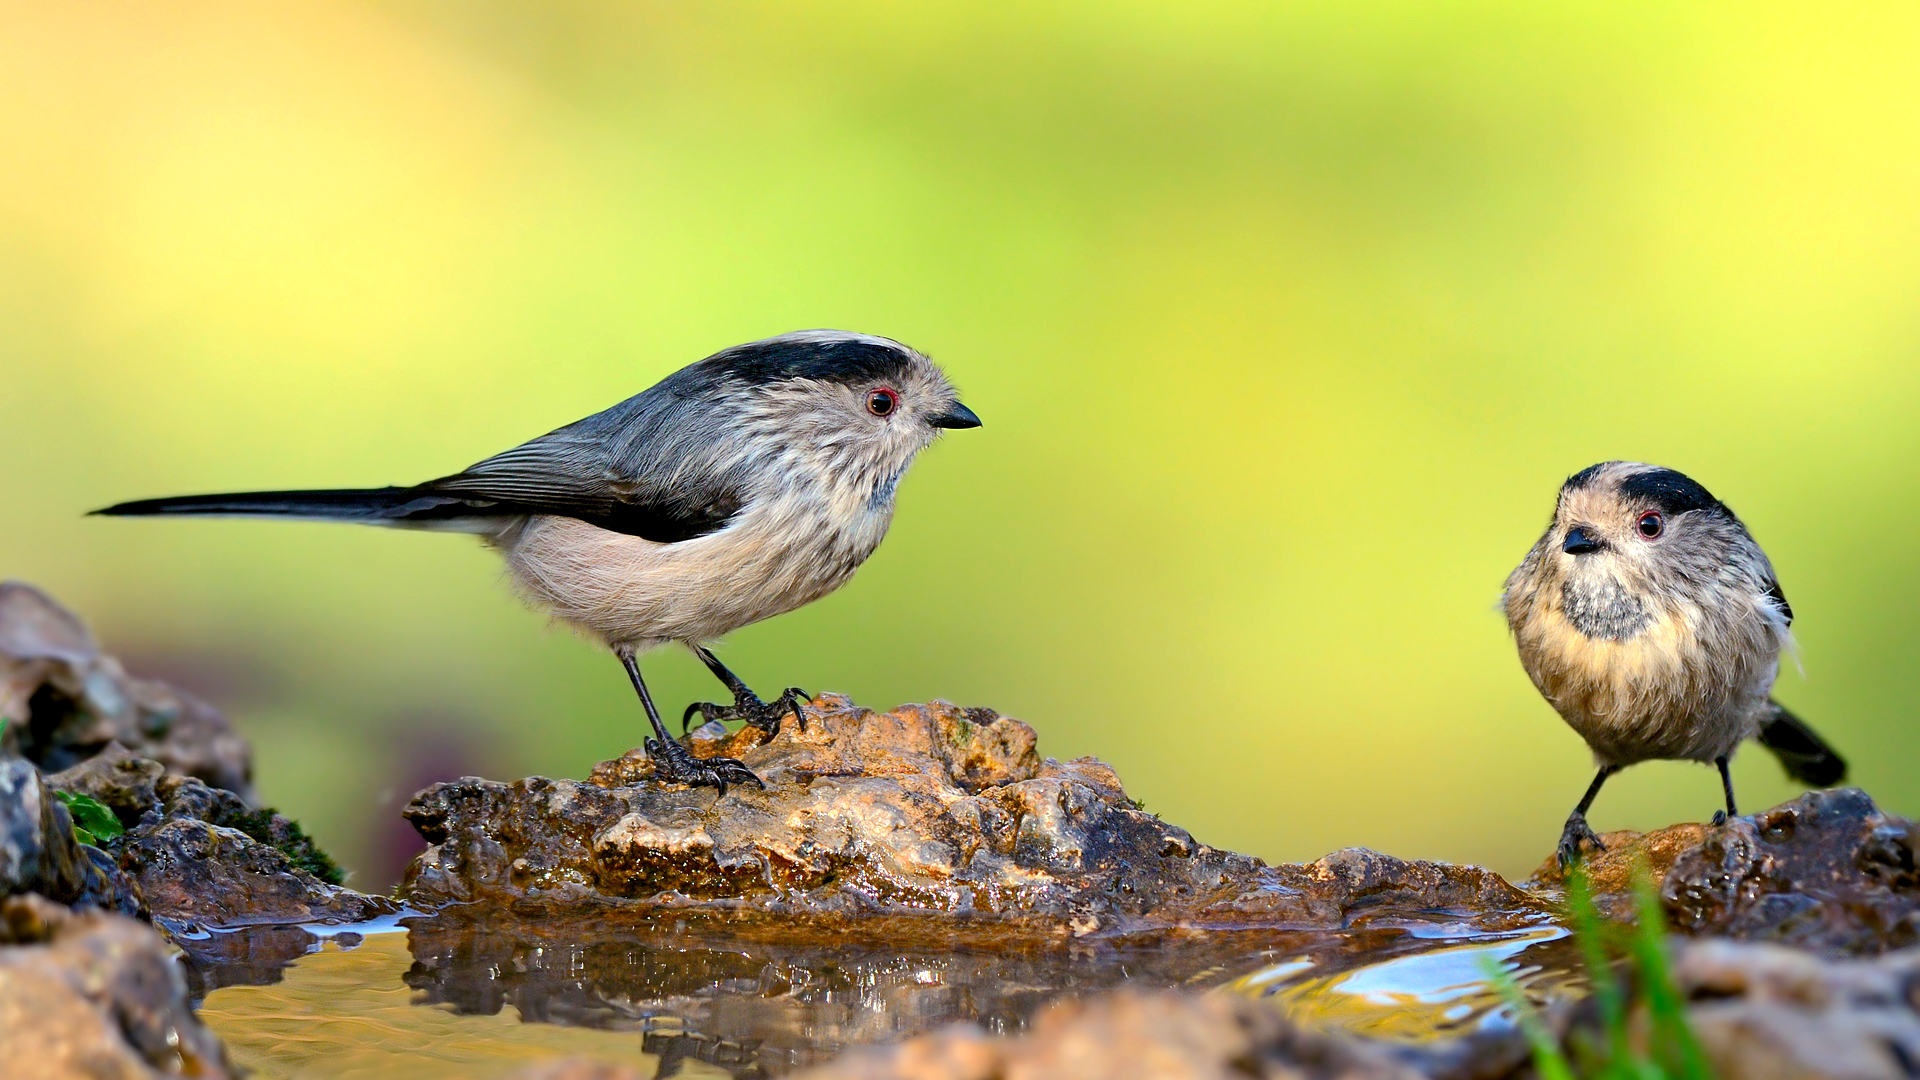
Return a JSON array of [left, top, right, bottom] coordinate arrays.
[[494, 470, 897, 651]]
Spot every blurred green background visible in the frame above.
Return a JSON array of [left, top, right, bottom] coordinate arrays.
[[3, 1, 1916, 887]]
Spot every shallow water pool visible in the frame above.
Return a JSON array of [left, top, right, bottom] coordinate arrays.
[[190, 910, 1582, 1078]]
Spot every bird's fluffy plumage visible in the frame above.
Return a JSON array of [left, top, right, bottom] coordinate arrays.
[[1503, 461, 1792, 767]]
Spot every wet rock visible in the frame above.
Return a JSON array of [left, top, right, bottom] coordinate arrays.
[[0, 892, 235, 1078], [1532, 789, 1920, 954], [1663, 789, 1920, 955], [125, 817, 393, 927], [0, 757, 143, 915], [401, 695, 1544, 932], [788, 988, 1423, 1080], [0, 581, 252, 798], [50, 743, 395, 927], [1525, 821, 1712, 915], [1673, 938, 1920, 1080], [0, 584, 381, 931]]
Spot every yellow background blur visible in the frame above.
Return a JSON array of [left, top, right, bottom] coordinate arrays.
[[4, 2, 1916, 886]]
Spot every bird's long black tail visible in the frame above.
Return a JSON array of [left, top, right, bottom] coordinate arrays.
[[91, 487, 484, 527], [1756, 700, 1847, 787]]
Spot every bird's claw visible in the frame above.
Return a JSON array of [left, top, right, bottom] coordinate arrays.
[[1711, 809, 1728, 827], [681, 686, 810, 736], [643, 737, 765, 797], [1556, 812, 1607, 870]]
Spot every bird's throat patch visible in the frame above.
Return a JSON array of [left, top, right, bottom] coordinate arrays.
[[1560, 574, 1653, 641]]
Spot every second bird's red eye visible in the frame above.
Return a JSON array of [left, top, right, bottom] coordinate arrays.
[[1637, 511, 1664, 538], [865, 388, 898, 417]]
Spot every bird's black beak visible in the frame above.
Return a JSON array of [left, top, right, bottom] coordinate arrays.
[[928, 402, 982, 429], [1563, 526, 1604, 555]]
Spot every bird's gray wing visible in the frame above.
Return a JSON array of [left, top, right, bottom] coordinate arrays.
[[422, 389, 749, 544], [1763, 575, 1793, 626]]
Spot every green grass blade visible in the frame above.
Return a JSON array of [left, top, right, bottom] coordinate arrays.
[[1630, 866, 1713, 1080], [1565, 866, 1629, 1052], [1479, 954, 1578, 1080]]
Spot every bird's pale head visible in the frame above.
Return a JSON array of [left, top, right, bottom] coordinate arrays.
[[1509, 462, 1760, 641], [692, 330, 979, 497]]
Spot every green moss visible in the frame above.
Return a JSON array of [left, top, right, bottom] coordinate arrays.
[[225, 808, 345, 886], [52, 790, 124, 848]]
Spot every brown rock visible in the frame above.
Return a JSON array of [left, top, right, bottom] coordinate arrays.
[[49, 743, 396, 927], [0, 894, 235, 1079], [1662, 788, 1920, 955], [789, 989, 1423, 1080], [401, 695, 1545, 932], [123, 817, 394, 926], [45, 743, 167, 825], [1673, 938, 1920, 1080], [0, 581, 252, 798], [1522, 789, 1920, 953], [1525, 822, 1712, 902]]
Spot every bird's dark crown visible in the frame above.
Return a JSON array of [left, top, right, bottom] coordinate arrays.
[[702, 332, 918, 390], [1563, 462, 1727, 518]]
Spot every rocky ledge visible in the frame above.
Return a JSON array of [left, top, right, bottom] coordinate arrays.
[[1, 582, 392, 930], [51, 743, 397, 928], [2, 582, 390, 1076], [401, 694, 1543, 936], [1529, 786, 1919, 955]]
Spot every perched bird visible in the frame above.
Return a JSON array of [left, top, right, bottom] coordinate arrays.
[[1502, 462, 1845, 866], [95, 330, 981, 794]]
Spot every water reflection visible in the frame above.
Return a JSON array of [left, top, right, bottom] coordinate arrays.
[[1232, 921, 1583, 1042], [192, 910, 1586, 1079]]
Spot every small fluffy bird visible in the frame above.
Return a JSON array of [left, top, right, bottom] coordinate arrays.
[[1502, 462, 1845, 866], [96, 330, 981, 794]]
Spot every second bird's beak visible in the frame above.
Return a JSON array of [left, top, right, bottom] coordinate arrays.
[[929, 402, 982, 429], [1563, 526, 1604, 555]]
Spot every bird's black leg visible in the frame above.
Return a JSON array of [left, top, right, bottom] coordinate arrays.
[[680, 646, 808, 737], [1712, 756, 1737, 826], [618, 649, 762, 796], [1557, 765, 1617, 869]]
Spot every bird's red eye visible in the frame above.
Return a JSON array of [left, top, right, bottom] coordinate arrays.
[[865, 388, 897, 417], [1637, 511, 1664, 538]]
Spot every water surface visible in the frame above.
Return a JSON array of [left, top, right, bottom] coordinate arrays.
[[193, 910, 1583, 1078]]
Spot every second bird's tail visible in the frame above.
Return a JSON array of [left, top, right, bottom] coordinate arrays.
[[1756, 700, 1847, 787], [91, 487, 492, 529]]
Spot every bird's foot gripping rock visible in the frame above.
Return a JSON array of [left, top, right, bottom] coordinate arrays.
[[643, 736, 765, 797], [680, 686, 809, 737], [1556, 811, 1607, 869]]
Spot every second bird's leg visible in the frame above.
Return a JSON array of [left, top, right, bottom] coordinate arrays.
[[618, 650, 763, 796], [680, 646, 809, 736], [1712, 756, 1738, 826], [1557, 765, 1617, 869]]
